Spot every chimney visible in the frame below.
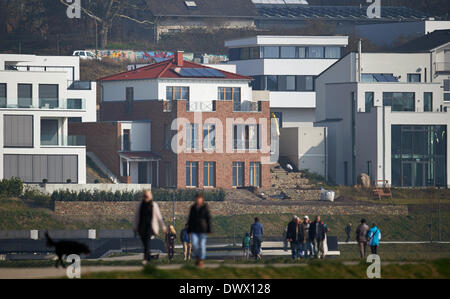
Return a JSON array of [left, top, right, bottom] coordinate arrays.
[[175, 51, 184, 67]]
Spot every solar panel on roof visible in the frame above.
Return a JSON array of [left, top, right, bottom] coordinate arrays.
[[177, 68, 226, 78]]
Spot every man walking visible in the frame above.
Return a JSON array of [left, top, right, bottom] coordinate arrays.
[[180, 224, 191, 261], [250, 217, 263, 260], [310, 216, 327, 259], [301, 216, 312, 258], [356, 218, 370, 259], [286, 216, 302, 260], [345, 223, 352, 243]]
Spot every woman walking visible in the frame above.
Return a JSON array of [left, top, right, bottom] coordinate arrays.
[[166, 225, 177, 261], [187, 193, 212, 268], [368, 223, 381, 255], [133, 190, 166, 264]]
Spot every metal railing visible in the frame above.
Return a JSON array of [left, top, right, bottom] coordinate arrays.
[[233, 101, 262, 112], [0, 98, 86, 110], [186, 101, 216, 112]]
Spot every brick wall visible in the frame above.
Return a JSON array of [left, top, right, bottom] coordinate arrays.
[[54, 201, 408, 218]]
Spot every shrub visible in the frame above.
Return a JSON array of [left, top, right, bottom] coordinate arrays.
[[21, 187, 52, 208], [0, 177, 24, 197], [51, 189, 226, 202]]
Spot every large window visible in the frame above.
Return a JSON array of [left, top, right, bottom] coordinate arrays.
[[307, 46, 325, 58], [392, 125, 447, 187], [365, 92, 374, 113], [123, 129, 131, 151], [232, 162, 244, 187], [218, 87, 240, 102], [407, 73, 421, 83], [230, 46, 341, 61], [249, 162, 261, 187], [18, 84, 32, 108], [325, 46, 341, 58], [263, 46, 280, 58], [186, 162, 199, 187], [203, 162, 216, 187], [203, 123, 216, 150], [39, 84, 58, 108], [253, 75, 314, 91], [41, 119, 59, 146], [424, 92, 433, 112], [444, 79, 450, 102], [0, 83, 6, 108], [233, 124, 260, 150], [186, 123, 199, 150], [166, 86, 189, 101], [383, 92, 415, 112], [280, 46, 296, 58]]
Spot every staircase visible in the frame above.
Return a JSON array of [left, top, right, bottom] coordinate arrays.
[[263, 164, 321, 201]]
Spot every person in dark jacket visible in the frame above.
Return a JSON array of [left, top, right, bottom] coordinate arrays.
[[286, 216, 303, 260], [345, 223, 352, 243], [310, 216, 327, 258], [250, 217, 264, 260], [187, 193, 212, 268], [180, 224, 191, 261]]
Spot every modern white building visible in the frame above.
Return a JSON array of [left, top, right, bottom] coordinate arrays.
[[315, 51, 450, 187], [0, 54, 98, 184], [225, 35, 348, 176]]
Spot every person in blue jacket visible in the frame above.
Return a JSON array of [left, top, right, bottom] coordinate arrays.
[[368, 223, 381, 255]]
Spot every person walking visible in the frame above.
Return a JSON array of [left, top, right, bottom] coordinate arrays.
[[242, 232, 251, 260], [286, 216, 302, 260], [356, 218, 370, 259], [250, 217, 264, 260], [133, 190, 167, 264], [310, 216, 327, 259], [166, 225, 177, 261], [368, 223, 381, 255], [301, 216, 312, 258], [180, 224, 191, 261], [187, 193, 212, 268], [345, 223, 352, 243]]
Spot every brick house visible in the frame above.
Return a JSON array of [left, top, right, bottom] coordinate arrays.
[[70, 52, 272, 189]]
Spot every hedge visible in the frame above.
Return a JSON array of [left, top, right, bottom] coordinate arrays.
[[52, 188, 226, 202], [0, 177, 24, 197]]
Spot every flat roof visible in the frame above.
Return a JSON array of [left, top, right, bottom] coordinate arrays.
[[225, 35, 349, 48]]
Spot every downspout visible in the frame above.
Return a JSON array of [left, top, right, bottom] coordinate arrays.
[[358, 40, 362, 82]]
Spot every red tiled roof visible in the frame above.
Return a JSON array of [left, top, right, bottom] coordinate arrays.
[[99, 59, 253, 81]]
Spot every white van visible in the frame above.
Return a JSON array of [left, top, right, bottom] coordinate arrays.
[[72, 50, 101, 61]]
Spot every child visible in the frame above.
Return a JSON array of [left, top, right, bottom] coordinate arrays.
[[242, 232, 251, 260], [166, 225, 177, 261]]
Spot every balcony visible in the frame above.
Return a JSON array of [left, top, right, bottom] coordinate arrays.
[[435, 62, 450, 73], [68, 80, 92, 90], [0, 98, 86, 110], [233, 101, 262, 112], [41, 135, 86, 147], [186, 101, 216, 112]]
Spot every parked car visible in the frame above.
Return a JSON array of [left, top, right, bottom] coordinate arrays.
[[72, 50, 101, 61]]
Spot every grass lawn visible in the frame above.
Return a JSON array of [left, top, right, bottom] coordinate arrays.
[[80, 259, 450, 279]]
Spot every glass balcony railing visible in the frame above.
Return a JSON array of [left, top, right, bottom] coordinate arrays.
[[0, 99, 86, 110], [68, 80, 92, 90], [41, 135, 86, 147]]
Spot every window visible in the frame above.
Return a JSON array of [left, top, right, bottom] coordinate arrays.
[[249, 47, 260, 59], [233, 124, 260, 150], [122, 161, 128, 177], [166, 86, 189, 101], [123, 129, 131, 151], [39, 84, 58, 108], [164, 124, 171, 150], [67, 98, 82, 109], [18, 84, 32, 108], [444, 80, 450, 102], [278, 76, 296, 91], [4, 115, 33, 148], [266, 75, 278, 91], [186, 123, 199, 150], [424, 92, 433, 112], [239, 47, 250, 60], [280, 46, 296, 58], [249, 162, 261, 187], [383, 92, 415, 112], [296, 75, 314, 91], [297, 47, 306, 58], [218, 87, 240, 102], [407, 74, 421, 83], [203, 162, 216, 187], [41, 119, 59, 146], [164, 162, 175, 187], [325, 46, 341, 59], [307, 46, 324, 58], [232, 162, 244, 187], [263, 46, 279, 58], [203, 123, 216, 150], [186, 162, 198, 187], [0, 83, 6, 108], [365, 92, 374, 112]]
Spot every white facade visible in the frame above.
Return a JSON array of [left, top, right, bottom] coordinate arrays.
[[315, 52, 450, 187], [0, 54, 98, 184], [356, 20, 450, 46], [225, 35, 348, 175]]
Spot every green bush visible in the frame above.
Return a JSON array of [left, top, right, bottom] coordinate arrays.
[[21, 188, 52, 208], [0, 177, 24, 197], [52, 189, 226, 202]]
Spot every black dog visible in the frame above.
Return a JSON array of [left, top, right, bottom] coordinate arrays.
[[45, 232, 90, 268]]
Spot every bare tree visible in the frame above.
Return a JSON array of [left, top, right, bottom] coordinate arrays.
[[59, 0, 158, 48]]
